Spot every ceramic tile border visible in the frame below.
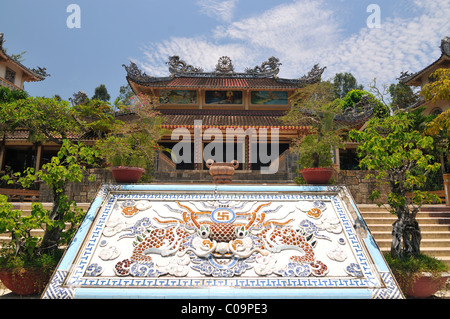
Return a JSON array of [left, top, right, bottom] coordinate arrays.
[[42, 184, 404, 299]]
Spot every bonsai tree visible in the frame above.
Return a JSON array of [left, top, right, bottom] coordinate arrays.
[[283, 82, 344, 170], [95, 94, 167, 181], [349, 111, 441, 259], [71, 98, 122, 139]]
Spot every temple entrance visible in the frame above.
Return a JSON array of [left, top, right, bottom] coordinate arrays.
[[158, 142, 290, 172]]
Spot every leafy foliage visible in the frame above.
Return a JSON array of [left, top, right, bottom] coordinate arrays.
[[350, 111, 441, 258], [283, 82, 344, 169], [0, 86, 28, 103], [332, 72, 363, 99], [385, 252, 449, 293], [1, 140, 97, 259], [337, 89, 388, 118], [421, 68, 450, 104], [388, 82, 419, 110], [0, 95, 80, 144], [92, 84, 110, 102], [95, 94, 167, 181]]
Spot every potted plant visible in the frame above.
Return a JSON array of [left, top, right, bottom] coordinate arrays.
[[0, 140, 95, 296], [95, 94, 167, 183], [283, 82, 344, 184], [384, 253, 449, 298], [0, 196, 61, 295], [350, 110, 448, 298]]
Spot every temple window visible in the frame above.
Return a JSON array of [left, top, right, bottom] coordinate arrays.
[[4, 67, 16, 84]]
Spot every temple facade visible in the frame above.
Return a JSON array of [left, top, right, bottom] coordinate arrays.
[[123, 56, 370, 182]]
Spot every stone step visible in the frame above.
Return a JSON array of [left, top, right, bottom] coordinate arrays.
[[360, 204, 450, 266], [371, 231, 450, 240], [364, 218, 450, 227], [374, 238, 450, 248], [361, 211, 450, 218]]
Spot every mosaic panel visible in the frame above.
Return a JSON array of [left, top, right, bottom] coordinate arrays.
[[42, 185, 403, 299]]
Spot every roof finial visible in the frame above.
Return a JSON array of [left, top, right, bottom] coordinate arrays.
[[441, 36, 450, 56]]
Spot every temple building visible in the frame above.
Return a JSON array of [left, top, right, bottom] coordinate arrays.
[[0, 33, 51, 174], [0, 33, 48, 90], [123, 56, 371, 183], [402, 36, 450, 115]]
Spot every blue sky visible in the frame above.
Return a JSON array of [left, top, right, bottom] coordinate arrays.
[[0, 0, 449, 101]]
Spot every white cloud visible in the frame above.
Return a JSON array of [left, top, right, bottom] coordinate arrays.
[[214, 0, 341, 74], [139, 37, 253, 77], [321, 0, 450, 86], [138, 0, 450, 88], [196, 0, 239, 23]]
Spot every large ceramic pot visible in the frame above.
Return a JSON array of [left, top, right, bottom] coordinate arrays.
[[110, 166, 145, 183], [0, 268, 51, 296], [206, 160, 239, 184], [405, 273, 449, 298], [300, 167, 334, 184]]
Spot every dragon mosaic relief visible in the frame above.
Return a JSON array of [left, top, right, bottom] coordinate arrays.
[[84, 197, 364, 280]]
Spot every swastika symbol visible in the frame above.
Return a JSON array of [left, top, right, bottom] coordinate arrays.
[[211, 208, 235, 223], [216, 211, 230, 221]]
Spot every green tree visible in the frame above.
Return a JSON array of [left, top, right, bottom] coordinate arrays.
[[422, 68, 450, 173], [420, 68, 450, 104], [0, 140, 97, 270], [95, 94, 167, 181], [92, 84, 111, 102], [282, 82, 344, 168], [0, 96, 80, 144], [332, 72, 364, 99], [13, 140, 97, 252], [0, 86, 28, 103], [118, 84, 135, 106], [388, 73, 419, 110], [350, 112, 441, 259], [71, 99, 121, 138]]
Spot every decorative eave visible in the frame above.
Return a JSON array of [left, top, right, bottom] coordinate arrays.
[[402, 36, 450, 86], [123, 56, 325, 91], [0, 33, 50, 83]]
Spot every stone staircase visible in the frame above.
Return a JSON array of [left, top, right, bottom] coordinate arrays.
[[358, 204, 450, 266]]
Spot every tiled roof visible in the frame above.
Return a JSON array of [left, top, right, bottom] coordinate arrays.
[[2, 129, 96, 142], [402, 36, 450, 86], [0, 33, 48, 82], [118, 109, 308, 130], [131, 76, 300, 90]]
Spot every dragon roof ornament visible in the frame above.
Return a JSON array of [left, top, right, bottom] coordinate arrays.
[[124, 56, 326, 86], [123, 61, 155, 82], [167, 55, 204, 76], [245, 56, 282, 78], [441, 36, 450, 56]]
